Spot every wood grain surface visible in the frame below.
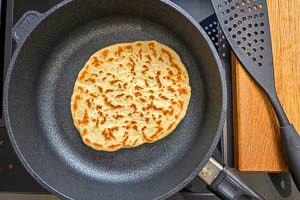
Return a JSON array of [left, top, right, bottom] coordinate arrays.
[[233, 0, 300, 171]]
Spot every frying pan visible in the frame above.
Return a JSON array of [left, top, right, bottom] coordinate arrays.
[[4, 0, 262, 199]]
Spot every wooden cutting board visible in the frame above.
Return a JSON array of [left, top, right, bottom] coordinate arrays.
[[232, 0, 300, 171]]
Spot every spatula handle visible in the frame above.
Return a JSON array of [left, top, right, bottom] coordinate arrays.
[[280, 124, 300, 191]]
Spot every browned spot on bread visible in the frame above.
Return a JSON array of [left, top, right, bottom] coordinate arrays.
[[161, 48, 173, 63], [150, 127, 163, 139], [125, 45, 133, 51], [116, 93, 124, 98], [109, 80, 121, 85], [167, 122, 175, 131], [93, 143, 103, 148], [139, 97, 147, 103], [144, 79, 150, 87], [105, 89, 113, 93], [78, 110, 89, 126], [134, 92, 142, 97], [133, 139, 139, 145], [168, 86, 176, 93], [113, 114, 124, 120], [130, 104, 137, 113], [146, 55, 152, 62], [123, 83, 128, 89], [79, 71, 88, 81], [108, 144, 121, 149], [158, 57, 164, 62], [82, 129, 88, 135], [135, 85, 143, 90], [155, 71, 162, 88], [178, 88, 188, 95], [159, 94, 168, 100], [85, 99, 92, 108], [142, 65, 149, 74], [102, 49, 109, 58], [73, 95, 81, 111], [179, 101, 184, 111], [85, 138, 91, 144], [77, 86, 84, 93], [145, 117, 150, 123]]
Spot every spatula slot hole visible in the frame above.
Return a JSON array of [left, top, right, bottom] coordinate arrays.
[[242, 27, 246, 31], [228, 27, 232, 32], [237, 31, 242, 35], [247, 33, 251, 37], [232, 34, 237, 38], [260, 39, 264, 43], [231, 6, 235, 10], [253, 5, 257, 10], [259, 13, 264, 17], [248, 24, 252, 28], [241, 1, 246, 6], [253, 39, 257, 44], [260, 47, 264, 51], [235, 3, 240, 8], [252, 57, 256, 62], [8, 163, 13, 171], [240, 9, 245, 14], [226, 9, 231, 13], [258, 3, 263, 8], [260, 31, 264, 35], [247, 0, 251, 3], [248, 7, 252, 12], [233, 24, 237, 28], [224, 20, 229, 24], [254, 31, 258, 35], [241, 47, 246, 51], [252, 48, 257, 53], [234, 13, 238, 18], [221, 12, 225, 16], [257, 63, 262, 67], [242, 37, 246, 41], [248, 15, 253, 20], [254, 23, 258, 27], [260, 23, 264, 27], [237, 41, 241, 45], [254, 14, 258, 19], [259, 55, 263, 59], [229, 17, 234, 21], [246, 52, 251, 56], [238, 20, 242, 25], [246, 43, 251, 47]]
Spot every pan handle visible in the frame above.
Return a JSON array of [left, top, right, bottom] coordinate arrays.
[[12, 11, 44, 45], [198, 157, 264, 200]]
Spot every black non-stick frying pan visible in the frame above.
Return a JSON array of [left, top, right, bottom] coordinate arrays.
[[4, 0, 263, 199]]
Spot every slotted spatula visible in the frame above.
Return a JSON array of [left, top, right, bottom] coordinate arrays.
[[211, 0, 300, 191]]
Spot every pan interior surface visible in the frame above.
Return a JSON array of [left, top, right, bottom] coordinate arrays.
[[5, 0, 225, 199]]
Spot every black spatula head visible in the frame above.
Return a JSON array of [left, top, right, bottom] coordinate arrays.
[[211, 0, 300, 191], [211, 0, 275, 92]]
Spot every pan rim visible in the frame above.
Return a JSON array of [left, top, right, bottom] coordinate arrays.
[[3, 0, 227, 199]]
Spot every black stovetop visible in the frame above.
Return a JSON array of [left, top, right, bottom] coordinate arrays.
[[0, 0, 299, 199]]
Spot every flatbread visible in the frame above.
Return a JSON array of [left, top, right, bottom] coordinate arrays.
[[71, 41, 191, 151]]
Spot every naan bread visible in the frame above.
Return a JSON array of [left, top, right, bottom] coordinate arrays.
[[71, 41, 191, 151]]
